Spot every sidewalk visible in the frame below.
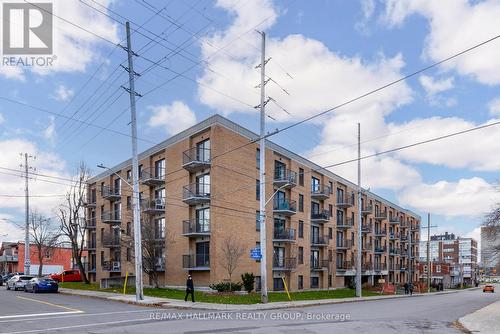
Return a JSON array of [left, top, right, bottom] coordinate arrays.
[[459, 299, 500, 333], [59, 287, 480, 311]]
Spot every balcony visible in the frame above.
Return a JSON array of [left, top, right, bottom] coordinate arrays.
[[362, 242, 373, 252], [361, 204, 373, 215], [86, 241, 96, 251], [140, 167, 165, 186], [374, 211, 387, 221], [362, 262, 373, 271], [311, 184, 332, 200], [154, 257, 166, 272], [273, 200, 297, 216], [273, 228, 296, 242], [336, 239, 353, 250], [182, 183, 210, 205], [141, 198, 165, 214], [374, 246, 387, 254], [336, 261, 355, 271], [85, 217, 96, 229], [389, 216, 400, 225], [389, 263, 401, 271], [389, 248, 400, 256], [273, 169, 297, 188], [0, 255, 18, 262], [374, 263, 387, 272], [337, 218, 354, 229], [361, 223, 372, 233], [273, 257, 297, 271], [374, 228, 387, 237], [400, 250, 408, 257], [311, 235, 329, 247], [389, 232, 400, 240], [336, 193, 354, 208], [311, 258, 329, 271], [182, 254, 210, 271], [400, 234, 409, 242], [102, 186, 121, 201], [101, 211, 121, 224], [102, 261, 121, 272], [102, 234, 121, 248], [310, 210, 330, 223], [182, 147, 211, 172], [182, 219, 211, 237], [411, 224, 420, 231], [84, 199, 96, 208]]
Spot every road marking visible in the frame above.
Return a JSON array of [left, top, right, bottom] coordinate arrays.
[[0, 309, 155, 323], [0, 311, 83, 320], [16, 296, 83, 313]]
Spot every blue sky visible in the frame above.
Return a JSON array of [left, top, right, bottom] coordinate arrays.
[[1, 0, 500, 250]]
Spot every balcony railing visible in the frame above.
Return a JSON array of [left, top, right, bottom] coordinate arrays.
[[311, 184, 332, 200], [101, 211, 121, 224], [374, 263, 387, 271], [140, 167, 165, 186], [374, 211, 387, 221], [336, 193, 355, 208], [337, 217, 354, 229], [388, 263, 401, 271], [374, 246, 387, 253], [273, 199, 297, 216], [389, 232, 400, 240], [102, 261, 121, 272], [86, 240, 96, 250], [85, 217, 96, 229], [273, 228, 296, 242], [141, 198, 165, 214], [361, 223, 372, 233], [154, 257, 166, 271], [374, 228, 387, 236], [182, 254, 210, 270], [362, 262, 373, 271], [310, 258, 329, 270], [336, 239, 353, 250], [273, 169, 297, 188], [362, 242, 373, 251], [336, 261, 355, 271], [102, 186, 121, 200], [361, 204, 373, 215], [84, 198, 96, 208], [273, 257, 297, 271], [411, 224, 420, 231], [389, 248, 400, 256], [102, 234, 121, 248], [389, 216, 400, 224], [400, 234, 409, 242], [311, 235, 328, 246], [182, 219, 211, 237], [182, 183, 210, 205], [310, 210, 330, 223], [0, 255, 18, 262], [182, 147, 211, 172]]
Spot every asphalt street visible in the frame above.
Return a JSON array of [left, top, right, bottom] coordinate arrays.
[[0, 285, 498, 334]]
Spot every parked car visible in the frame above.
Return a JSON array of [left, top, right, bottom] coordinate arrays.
[[24, 277, 58, 293], [50, 270, 82, 282], [6, 275, 35, 291], [483, 284, 495, 293]]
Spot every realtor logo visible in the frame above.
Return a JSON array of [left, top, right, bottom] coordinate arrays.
[[2, 2, 53, 55]]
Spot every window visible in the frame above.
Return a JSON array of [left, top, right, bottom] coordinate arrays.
[[336, 188, 344, 201], [196, 208, 210, 233], [138, 164, 143, 178], [100, 251, 104, 265], [311, 276, 319, 289], [328, 274, 332, 287], [155, 159, 165, 178], [298, 194, 304, 212], [299, 168, 304, 186], [255, 276, 261, 291], [311, 201, 320, 215], [113, 202, 121, 220], [256, 180, 260, 200], [329, 204, 333, 216], [298, 247, 304, 264], [155, 217, 165, 239], [273, 278, 285, 291], [298, 221, 304, 238], [126, 248, 131, 262], [311, 177, 320, 193], [196, 139, 211, 162], [256, 211, 260, 231], [337, 210, 344, 224], [256, 149, 260, 169], [298, 275, 303, 290], [196, 174, 210, 195], [100, 182, 105, 195], [126, 222, 131, 236], [126, 196, 131, 210], [328, 227, 333, 239], [328, 181, 333, 193], [274, 161, 286, 180], [255, 242, 261, 263], [126, 170, 131, 181], [114, 178, 121, 194], [195, 242, 210, 267]]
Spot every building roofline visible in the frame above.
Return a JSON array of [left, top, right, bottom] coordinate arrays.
[[89, 114, 421, 219]]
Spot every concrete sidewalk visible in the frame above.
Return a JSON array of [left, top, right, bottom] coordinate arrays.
[[59, 287, 479, 311], [460, 299, 500, 333]]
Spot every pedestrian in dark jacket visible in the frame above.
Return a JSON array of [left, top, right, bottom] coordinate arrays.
[[409, 282, 414, 296], [404, 282, 409, 295], [185, 275, 195, 302]]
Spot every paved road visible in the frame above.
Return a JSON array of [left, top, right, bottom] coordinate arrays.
[[0, 285, 498, 333]]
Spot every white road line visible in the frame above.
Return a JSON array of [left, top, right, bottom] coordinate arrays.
[[0, 309, 156, 323], [4, 317, 153, 334], [0, 311, 83, 320]]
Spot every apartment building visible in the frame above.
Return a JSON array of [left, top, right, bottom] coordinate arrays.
[[84, 115, 420, 291]]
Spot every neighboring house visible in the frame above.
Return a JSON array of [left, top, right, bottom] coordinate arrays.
[[0, 242, 87, 275]]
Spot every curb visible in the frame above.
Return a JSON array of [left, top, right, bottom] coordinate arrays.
[[59, 286, 481, 311]]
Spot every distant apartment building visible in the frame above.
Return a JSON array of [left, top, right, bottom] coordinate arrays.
[[417, 262, 452, 288], [0, 242, 84, 275], [481, 226, 500, 273], [84, 115, 421, 291], [419, 232, 478, 285]]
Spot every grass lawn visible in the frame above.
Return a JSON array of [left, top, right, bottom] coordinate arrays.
[[60, 282, 380, 304]]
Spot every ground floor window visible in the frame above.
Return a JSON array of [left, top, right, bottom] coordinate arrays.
[[298, 275, 303, 290], [311, 276, 319, 288], [328, 274, 332, 287], [255, 276, 261, 291], [273, 277, 285, 291]]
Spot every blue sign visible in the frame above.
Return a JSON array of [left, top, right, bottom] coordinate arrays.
[[250, 247, 262, 260]]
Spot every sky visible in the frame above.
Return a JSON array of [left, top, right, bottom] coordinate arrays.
[[1, 0, 500, 256]]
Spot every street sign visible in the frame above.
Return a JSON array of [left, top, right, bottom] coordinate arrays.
[[250, 247, 262, 260]]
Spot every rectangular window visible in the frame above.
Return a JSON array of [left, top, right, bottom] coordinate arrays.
[[328, 274, 332, 287], [298, 275, 303, 290], [126, 170, 131, 181], [100, 251, 104, 265], [255, 276, 261, 291], [299, 168, 304, 186], [311, 177, 320, 193], [126, 196, 131, 210], [273, 278, 285, 291], [114, 178, 121, 194], [196, 139, 211, 162], [311, 201, 320, 215], [196, 208, 210, 233], [298, 194, 304, 212], [329, 204, 333, 216], [256, 211, 260, 231], [155, 217, 166, 239], [126, 222, 131, 236], [311, 277, 319, 289], [298, 220, 304, 238], [256, 149, 260, 169], [155, 159, 166, 178], [256, 180, 260, 200], [298, 247, 304, 264], [328, 227, 333, 239], [126, 248, 131, 262]]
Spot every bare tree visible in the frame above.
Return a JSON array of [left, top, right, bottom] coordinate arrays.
[[219, 237, 246, 289], [28, 210, 60, 277], [483, 206, 500, 260], [56, 162, 90, 284]]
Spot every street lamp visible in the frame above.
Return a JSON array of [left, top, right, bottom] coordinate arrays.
[[97, 163, 143, 301]]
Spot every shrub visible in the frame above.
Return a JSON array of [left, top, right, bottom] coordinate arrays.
[[241, 273, 255, 293], [209, 281, 243, 292]]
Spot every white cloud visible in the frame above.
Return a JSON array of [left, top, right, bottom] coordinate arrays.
[[382, 0, 500, 85], [0, 214, 25, 245], [43, 116, 56, 144], [419, 75, 454, 96], [0, 113, 5, 125], [488, 98, 500, 117], [52, 85, 74, 101], [0, 66, 25, 81], [398, 177, 500, 217], [147, 101, 197, 135]]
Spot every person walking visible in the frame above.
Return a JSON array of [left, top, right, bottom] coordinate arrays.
[[185, 275, 195, 302], [404, 282, 409, 295], [409, 282, 414, 296]]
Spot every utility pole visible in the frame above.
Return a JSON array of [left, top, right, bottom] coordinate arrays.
[[258, 31, 268, 304], [22, 153, 33, 276], [427, 213, 431, 293], [124, 21, 143, 301], [408, 222, 412, 285], [356, 123, 362, 297]]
